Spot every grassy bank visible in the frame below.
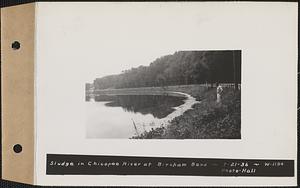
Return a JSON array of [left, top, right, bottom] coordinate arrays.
[[132, 87, 241, 139]]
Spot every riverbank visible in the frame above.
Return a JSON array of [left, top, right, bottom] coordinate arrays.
[[131, 86, 241, 139], [93, 85, 241, 139], [93, 84, 208, 99], [145, 91, 200, 131]]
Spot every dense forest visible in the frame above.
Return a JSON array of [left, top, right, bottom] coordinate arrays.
[[92, 50, 241, 90]]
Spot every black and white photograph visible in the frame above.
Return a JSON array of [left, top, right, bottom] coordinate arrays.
[[4, 2, 294, 186], [86, 50, 241, 139]]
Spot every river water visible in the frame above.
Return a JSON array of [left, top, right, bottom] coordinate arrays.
[[86, 93, 199, 138]]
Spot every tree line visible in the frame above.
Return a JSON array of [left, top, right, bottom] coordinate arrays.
[[91, 50, 241, 90]]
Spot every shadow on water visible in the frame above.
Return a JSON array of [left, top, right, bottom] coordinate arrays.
[[88, 95, 186, 119]]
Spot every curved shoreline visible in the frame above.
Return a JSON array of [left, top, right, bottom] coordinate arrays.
[[90, 85, 205, 134], [133, 91, 200, 133], [157, 92, 200, 125], [90, 90, 200, 133], [89, 86, 241, 139]]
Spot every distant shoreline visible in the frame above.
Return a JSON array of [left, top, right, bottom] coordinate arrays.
[[91, 84, 210, 98]]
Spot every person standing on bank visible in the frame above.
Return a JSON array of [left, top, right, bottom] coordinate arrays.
[[216, 83, 223, 103]]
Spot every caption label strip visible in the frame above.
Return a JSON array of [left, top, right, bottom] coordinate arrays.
[[47, 154, 294, 176]]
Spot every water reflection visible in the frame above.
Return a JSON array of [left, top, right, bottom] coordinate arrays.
[[86, 94, 187, 138], [89, 95, 186, 119]]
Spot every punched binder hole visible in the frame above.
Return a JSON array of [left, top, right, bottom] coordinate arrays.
[[11, 41, 21, 50], [13, 144, 22, 153]]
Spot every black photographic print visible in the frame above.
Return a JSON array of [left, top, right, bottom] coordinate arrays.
[[85, 50, 241, 139]]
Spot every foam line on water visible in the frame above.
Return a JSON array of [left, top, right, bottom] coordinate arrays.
[[138, 92, 200, 132]]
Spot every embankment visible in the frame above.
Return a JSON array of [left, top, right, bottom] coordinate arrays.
[[93, 85, 203, 132], [93, 84, 208, 99], [91, 85, 241, 139], [130, 87, 241, 139]]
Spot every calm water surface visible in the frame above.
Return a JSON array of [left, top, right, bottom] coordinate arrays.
[[86, 95, 186, 138]]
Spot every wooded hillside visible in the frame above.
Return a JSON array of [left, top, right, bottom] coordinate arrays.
[[93, 50, 241, 90]]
